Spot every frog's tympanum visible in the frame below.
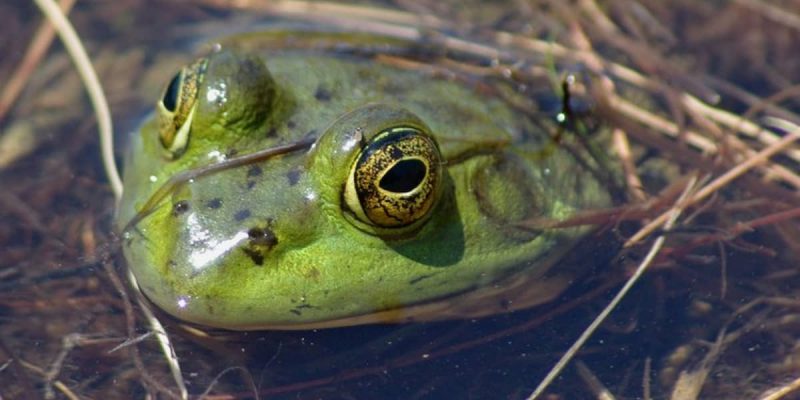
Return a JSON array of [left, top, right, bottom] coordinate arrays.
[[116, 32, 612, 330]]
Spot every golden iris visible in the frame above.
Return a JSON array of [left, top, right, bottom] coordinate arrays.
[[344, 126, 443, 229], [157, 58, 207, 158]]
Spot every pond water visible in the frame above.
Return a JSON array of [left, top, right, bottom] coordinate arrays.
[[1, 1, 799, 399]]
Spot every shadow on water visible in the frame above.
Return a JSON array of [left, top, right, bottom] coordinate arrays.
[[1, 1, 799, 399]]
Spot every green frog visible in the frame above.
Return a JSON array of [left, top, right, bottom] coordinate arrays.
[[116, 30, 613, 330]]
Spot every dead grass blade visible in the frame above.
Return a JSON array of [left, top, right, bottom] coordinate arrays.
[[32, 0, 122, 198], [526, 177, 697, 400]]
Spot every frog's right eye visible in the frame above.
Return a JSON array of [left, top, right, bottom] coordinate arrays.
[[343, 125, 443, 231], [157, 58, 207, 158]]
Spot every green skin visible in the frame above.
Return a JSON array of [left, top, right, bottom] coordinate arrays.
[[116, 32, 612, 330]]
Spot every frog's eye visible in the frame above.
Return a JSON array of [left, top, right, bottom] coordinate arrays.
[[344, 126, 443, 229], [157, 58, 207, 158]]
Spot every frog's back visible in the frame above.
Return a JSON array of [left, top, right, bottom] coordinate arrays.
[[225, 48, 531, 156]]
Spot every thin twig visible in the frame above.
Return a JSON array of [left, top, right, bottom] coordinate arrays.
[[52, 381, 80, 400], [625, 129, 800, 248], [612, 127, 647, 202], [126, 269, 188, 400], [575, 360, 616, 400], [759, 375, 800, 400], [733, 0, 800, 31], [526, 177, 697, 400], [682, 94, 800, 164], [31, 0, 122, 198]]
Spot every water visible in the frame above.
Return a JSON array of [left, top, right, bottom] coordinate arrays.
[[1, 1, 799, 399]]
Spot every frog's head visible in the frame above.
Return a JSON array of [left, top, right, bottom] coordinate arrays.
[[120, 49, 470, 329], [118, 45, 611, 330]]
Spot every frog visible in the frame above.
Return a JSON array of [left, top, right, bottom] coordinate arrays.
[[115, 30, 613, 330]]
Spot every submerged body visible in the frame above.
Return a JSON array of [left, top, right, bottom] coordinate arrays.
[[116, 31, 612, 330]]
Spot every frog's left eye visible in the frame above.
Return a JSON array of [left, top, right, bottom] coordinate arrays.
[[157, 58, 207, 158], [344, 126, 443, 229]]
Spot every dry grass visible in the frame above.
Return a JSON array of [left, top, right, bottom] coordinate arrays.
[[0, 0, 798, 399]]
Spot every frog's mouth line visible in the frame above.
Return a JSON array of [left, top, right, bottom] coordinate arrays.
[[122, 137, 316, 235], [207, 250, 573, 331]]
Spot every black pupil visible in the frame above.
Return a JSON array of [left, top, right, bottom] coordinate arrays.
[[379, 159, 427, 193], [162, 72, 181, 112]]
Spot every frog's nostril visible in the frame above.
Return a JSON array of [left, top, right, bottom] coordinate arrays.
[[172, 200, 191, 216], [248, 227, 278, 247], [242, 226, 279, 266]]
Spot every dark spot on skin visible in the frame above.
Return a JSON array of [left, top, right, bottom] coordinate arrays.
[[172, 200, 190, 216], [205, 198, 222, 209], [289, 299, 315, 316], [409, 274, 434, 285], [304, 267, 320, 280], [286, 169, 301, 186], [246, 180, 257, 190], [242, 248, 264, 266], [247, 165, 263, 177], [248, 227, 278, 247], [266, 127, 277, 137], [314, 86, 332, 101], [287, 120, 296, 129], [241, 226, 278, 266], [234, 209, 252, 221]]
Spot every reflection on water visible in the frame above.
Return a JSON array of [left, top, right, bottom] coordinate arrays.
[[1, 1, 799, 399]]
